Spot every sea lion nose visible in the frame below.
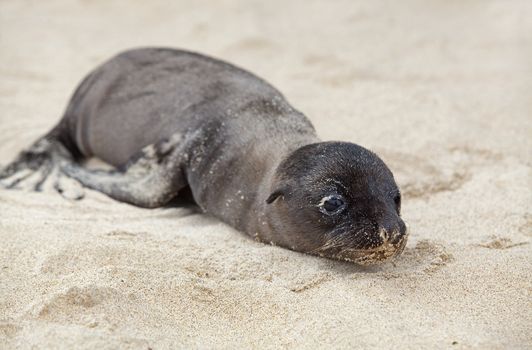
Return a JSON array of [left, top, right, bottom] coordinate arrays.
[[381, 217, 407, 244]]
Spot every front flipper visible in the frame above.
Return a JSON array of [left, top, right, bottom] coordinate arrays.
[[61, 135, 188, 208]]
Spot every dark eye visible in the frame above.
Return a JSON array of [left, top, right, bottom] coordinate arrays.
[[319, 195, 346, 215], [393, 193, 401, 212]]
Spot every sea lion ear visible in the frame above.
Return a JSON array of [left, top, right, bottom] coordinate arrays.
[[266, 189, 285, 204]]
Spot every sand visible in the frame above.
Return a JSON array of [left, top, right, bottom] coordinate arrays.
[[0, 0, 531, 349]]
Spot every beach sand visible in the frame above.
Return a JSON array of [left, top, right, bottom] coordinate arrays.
[[0, 1, 531, 348]]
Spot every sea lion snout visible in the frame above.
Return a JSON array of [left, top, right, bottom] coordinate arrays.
[[337, 218, 409, 265], [380, 216, 407, 245]]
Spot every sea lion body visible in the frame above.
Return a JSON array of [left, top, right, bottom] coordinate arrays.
[[1, 48, 408, 264], [62, 48, 318, 233]]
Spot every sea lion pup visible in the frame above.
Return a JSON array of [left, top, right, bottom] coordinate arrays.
[[0, 48, 408, 264]]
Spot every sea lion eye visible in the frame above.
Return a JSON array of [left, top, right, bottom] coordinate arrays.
[[393, 193, 401, 213], [319, 195, 346, 215]]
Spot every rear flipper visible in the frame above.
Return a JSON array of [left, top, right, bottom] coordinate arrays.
[[0, 137, 84, 199], [60, 134, 188, 208]]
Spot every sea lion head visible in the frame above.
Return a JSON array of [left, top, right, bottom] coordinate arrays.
[[264, 141, 408, 265]]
